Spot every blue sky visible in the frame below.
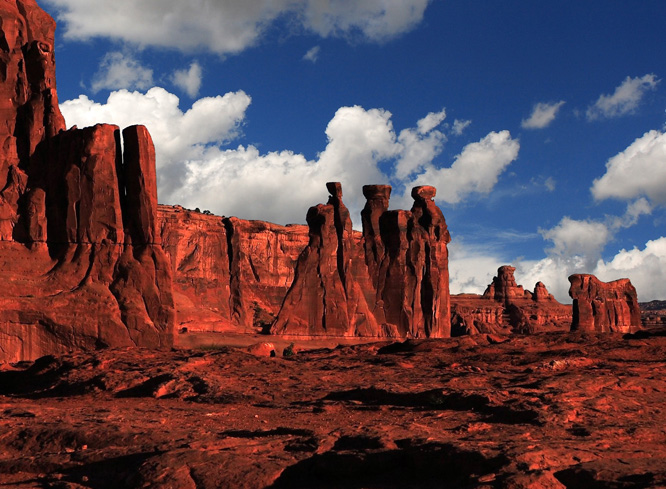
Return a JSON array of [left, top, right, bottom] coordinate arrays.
[[40, 0, 666, 302]]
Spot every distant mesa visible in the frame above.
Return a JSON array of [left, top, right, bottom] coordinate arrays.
[[0, 0, 649, 362], [451, 266, 572, 336]]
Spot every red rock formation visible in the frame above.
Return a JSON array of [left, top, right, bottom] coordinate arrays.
[[450, 294, 508, 336], [158, 206, 308, 333], [123, 125, 159, 245], [371, 186, 452, 338], [0, 124, 174, 361], [483, 265, 530, 305], [271, 183, 451, 338], [452, 266, 572, 335], [360, 184, 390, 288], [569, 274, 641, 333], [0, 1, 177, 361], [271, 183, 379, 337]]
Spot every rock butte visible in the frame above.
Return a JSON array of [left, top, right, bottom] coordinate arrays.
[[569, 274, 641, 333], [0, 0, 645, 361]]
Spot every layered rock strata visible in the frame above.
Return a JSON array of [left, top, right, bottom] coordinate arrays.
[[271, 183, 452, 338], [569, 274, 641, 333], [451, 266, 572, 335]]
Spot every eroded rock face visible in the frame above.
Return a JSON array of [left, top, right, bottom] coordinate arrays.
[[271, 184, 379, 337], [483, 266, 530, 305], [569, 274, 641, 333], [452, 266, 572, 335], [271, 182, 451, 338], [158, 206, 308, 333], [0, 123, 175, 361]]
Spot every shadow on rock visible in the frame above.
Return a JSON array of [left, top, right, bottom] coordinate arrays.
[[269, 440, 508, 489], [55, 451, 160, 489], [322, 387, 541, 425]]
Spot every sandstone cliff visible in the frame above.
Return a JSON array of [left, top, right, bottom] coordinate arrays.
[[158, 206, 308, 333], [0, 1, 650, 362]]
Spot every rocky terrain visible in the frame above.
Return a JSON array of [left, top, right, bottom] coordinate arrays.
[[1, 331, 665, 488]]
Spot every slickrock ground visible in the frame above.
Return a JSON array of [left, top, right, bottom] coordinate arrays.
[[1, 331, 665, 488]]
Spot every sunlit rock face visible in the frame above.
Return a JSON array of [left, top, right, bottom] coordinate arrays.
[[569, 274, 641, 333], [158, 206, 309, 333], [0, 0, 174, 361]]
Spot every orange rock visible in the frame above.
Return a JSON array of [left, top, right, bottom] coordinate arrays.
[[271, 183, 379, 337], [0, 3, 175, 361], [158, 206, 308, 333], [246, 342, 277, 357]]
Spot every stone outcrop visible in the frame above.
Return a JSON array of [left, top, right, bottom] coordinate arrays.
[[569, 274, 641, 333], [0, 0, 175, 362], [271, 183, 451, 338], [451, 266, 572, 335], [0, 1, 652, 361], [158, 206, 308, 333]]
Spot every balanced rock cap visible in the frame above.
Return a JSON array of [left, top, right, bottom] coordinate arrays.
[[326, 182, 343, 199], [412, 185, 437, 201]]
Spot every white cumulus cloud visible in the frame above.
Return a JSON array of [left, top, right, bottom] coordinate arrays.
[[171, 61, 203, 98], [90, 51, 153, 93], [591, 129, 666, 205], [594, 237, 666, 301], [521, 100, 565, 129], [394, 110, 447, 180], [540, 217, 611, 269], [61, 87, 252, 198], [586, 74, 659, 121], [44, 0, 432, 55], [448, 239, 505, 295], [451, 119, 471, 136], [61, 87, 516, 227]]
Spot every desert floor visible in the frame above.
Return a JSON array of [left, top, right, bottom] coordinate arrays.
[[0, 330, 665, 488]]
